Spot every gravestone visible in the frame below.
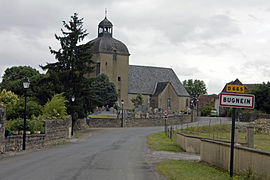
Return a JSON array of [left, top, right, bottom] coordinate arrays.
[[0, 105, 6, 153]]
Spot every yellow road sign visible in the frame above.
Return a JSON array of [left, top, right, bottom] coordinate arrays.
[[226, 85, 245, 93]]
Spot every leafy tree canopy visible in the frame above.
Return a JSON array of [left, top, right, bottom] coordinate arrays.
[[42, 93, 68, 120], [0, 89, 19, 106], [6, 97, 43, 120], [89, 74, 118, 108], [183, 79, 207, 106], [250, 82, 270, 113], [1, 66, 39, 96]]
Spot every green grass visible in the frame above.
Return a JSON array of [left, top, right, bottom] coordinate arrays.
[[147, 131, 183, 152], [88, 115, 117, 119], [157, 160, 259, 180], [181, 124, 270, 152]]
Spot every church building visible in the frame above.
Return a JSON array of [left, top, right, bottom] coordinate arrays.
[[87, 16, 190, 112]]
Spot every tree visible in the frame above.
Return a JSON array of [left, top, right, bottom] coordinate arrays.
[[183, 79, 207, 106], [42, 93, 68, 120], [1, 66, 39, 96], [200, 104, 215, 116], [131, 93, 144, 107], [0, 89, 19, 106], [89, 74, 118, 109], [41, 13, 95, 118], [6, 98, 43, 120], [250, 82, 270, 113]]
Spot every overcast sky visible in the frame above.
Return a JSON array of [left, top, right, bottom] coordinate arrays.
[[1, 0, 270, 94]]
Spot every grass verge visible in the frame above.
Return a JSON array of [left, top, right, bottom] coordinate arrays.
[[147, 131, 183, 152], [156, 160, 256, 180]]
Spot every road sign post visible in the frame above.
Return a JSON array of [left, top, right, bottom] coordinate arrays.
[[220, 90, 255, 177], [230, 108, 236, 177], [162, 109, 169, 134]]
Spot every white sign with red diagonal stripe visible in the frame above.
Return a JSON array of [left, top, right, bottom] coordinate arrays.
[[220, 93, 255, 109]]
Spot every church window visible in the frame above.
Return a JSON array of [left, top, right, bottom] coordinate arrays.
[[186, 99, 189, 107], [167, 98, 171, 110], [113, 50, 117, 60], [118, 89, 121, 97], [118, 76, 121, 81], [96, 63, 100, 75]]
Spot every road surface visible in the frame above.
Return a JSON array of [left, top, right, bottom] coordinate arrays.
[[0, 117, 231, 180]]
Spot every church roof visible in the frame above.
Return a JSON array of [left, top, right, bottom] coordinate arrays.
[[128, 65, 190, 97], [152, 82, 169, 96], [98, 17, 113, 28], [87, 17, 129, 55], [88, 36, 129, 55]]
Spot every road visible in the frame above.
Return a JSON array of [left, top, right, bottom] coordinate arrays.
[[0, 118, 232, 180], [0, 127, 165, 180]]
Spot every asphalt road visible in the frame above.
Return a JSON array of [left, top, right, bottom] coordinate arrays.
[[0, 127, 165, 180], [0, 117, 232, 180]]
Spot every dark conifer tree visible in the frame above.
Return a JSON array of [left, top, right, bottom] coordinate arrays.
[[41, 13, 95, 117]]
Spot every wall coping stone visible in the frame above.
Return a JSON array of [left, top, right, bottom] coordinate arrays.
[[201, 138, 270, 156]]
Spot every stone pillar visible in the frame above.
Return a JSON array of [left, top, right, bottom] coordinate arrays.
[[246, 126, 254, 148], [0, 105, 6, 153]]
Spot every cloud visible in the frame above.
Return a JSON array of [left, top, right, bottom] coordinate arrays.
[[1, 0, 270, 94]]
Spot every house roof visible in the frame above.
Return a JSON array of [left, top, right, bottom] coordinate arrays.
[[221, 78, 243, 93], [128, 65, 190, 97], [152, 82, 169, 96]]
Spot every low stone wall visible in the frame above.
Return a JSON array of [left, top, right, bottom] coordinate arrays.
[[4, 117, 72, 152], [201, 139, 270, 179], [88, 115, 192, 128], [176, 133, 202, 154], [44, 117, 71, 146], [74, 118, 90, 130], [176, 133, 270, 178], [5, 134, 46, 152], [239, 113, 270, 122]]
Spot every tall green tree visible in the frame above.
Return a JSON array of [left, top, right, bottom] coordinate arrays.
[[1, 66, 39, 96], [183, 79, 207, 106], [88, 74, 118, 109], [41, 13, 95, 118], [250, 82, 270, 113]]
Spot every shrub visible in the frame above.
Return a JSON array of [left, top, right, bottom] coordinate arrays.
[[0, 89, 19, 106], [42, 93, 68, 120], [5, 118, 44, 133], [6, 98, 43, 120]]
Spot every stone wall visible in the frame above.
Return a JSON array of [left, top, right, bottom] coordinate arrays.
[[5, 134, 46, 152], [88, 114, 192, 128], [239, 113, 270, 122], [0, 105, 5, 153], [3, 117, 72, 152], [74, 118, 89, 130], [176, 133, 202, 154], [200, 139, 270, 179], [176, 132, 270, 178], [44, 117, 71, 146]]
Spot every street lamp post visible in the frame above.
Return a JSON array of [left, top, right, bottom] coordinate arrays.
[[22, 77, 30, 150], [121, 100, 124, 127], [71, 95, 75, 136]]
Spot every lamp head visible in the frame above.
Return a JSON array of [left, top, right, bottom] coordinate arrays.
[[22, 77, 30, 89], [71, 95, 75, 102]]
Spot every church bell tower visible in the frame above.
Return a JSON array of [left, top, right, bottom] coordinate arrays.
[[87, 14, 130, 108]]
